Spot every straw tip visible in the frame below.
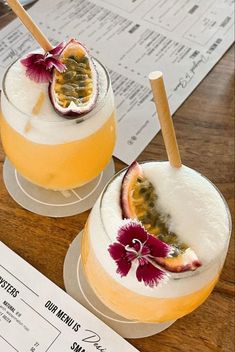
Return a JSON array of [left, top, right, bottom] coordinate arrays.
[[149, 71, 163, 81]]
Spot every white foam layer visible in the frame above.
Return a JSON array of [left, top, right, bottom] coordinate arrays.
[[143, 163, 230, 262], [1, 56, 114, 144], [88, 162, 231, 298]]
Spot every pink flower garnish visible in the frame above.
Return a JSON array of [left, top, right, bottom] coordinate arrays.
[[20, 42, 66, 83], [108, 220, 172, 288]]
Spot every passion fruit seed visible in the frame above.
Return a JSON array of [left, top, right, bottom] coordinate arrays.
[[128, 174, 188, 251], [49, 39, 98, 117], [55, 60, 93, 106], [63, 58, 87, 70], [62, 71, 77, 81]]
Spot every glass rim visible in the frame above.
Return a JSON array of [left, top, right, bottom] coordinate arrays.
[[99, 160, 232, 280], [1, 56, 111, 125]]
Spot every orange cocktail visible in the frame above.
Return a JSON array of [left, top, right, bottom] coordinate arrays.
[[0, 56, 116, 190], [81, 161, 231, 323]]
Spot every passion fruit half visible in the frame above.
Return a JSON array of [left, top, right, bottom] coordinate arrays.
[[120, 162, 202, 273], [49, 39, 98, 118]]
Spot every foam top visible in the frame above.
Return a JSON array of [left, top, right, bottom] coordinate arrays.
[[102, 162, 230, 264], [89, 162, 231, 297], [1, 56, 114, 144], [88, 162, 230, 298]]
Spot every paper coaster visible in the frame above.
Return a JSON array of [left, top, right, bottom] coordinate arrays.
[[63, 232, 176, 339], [3, 158, 115, 217]]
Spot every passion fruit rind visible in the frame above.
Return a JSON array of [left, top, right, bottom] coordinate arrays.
[[120, 161, 202, 273], [156, 248, 202, 273], [49, 39, 98, 118], [120, 161, 143, 219]]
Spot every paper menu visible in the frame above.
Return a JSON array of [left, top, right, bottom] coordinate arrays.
[[0, 0, 234, 164], [0, 241, 139, 352]]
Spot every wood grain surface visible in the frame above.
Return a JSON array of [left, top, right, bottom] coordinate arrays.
[[0, 10, 234, 352]]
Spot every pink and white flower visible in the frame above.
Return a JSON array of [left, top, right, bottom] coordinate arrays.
[[108, 220, 172, 288], [21, 42, 66, 83]]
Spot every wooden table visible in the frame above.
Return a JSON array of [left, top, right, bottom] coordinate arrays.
[[0, 10, 234, 352]]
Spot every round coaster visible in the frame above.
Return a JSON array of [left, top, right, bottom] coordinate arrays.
[[3, 158, 115, 217], [63, 232, 176, 339]]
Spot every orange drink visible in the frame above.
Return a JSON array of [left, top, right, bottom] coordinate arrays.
[[81, 161, 231, 323], [0, 56, 116, 190]]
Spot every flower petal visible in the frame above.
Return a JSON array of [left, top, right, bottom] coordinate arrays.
[[116, 257, 132, 277], [21, 53, 45, 67], [108, 242, 126, 261], [25, 65, 52, 83], [117, 220, 148, 246], [45, 57, 66, 72], [108, 242, 132, 277], [20, 44, 66, 84], [49, 42, 66, 56], [147, 234, 172, 258], [136, 261, 166, 288]]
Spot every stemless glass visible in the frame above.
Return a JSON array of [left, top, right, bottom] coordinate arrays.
[[0, 58, 116, 191], [81, 161, 232, 323]]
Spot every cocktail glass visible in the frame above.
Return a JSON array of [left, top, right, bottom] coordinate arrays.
[[80, 161, 232, 337], [0, 57, 116, 216]]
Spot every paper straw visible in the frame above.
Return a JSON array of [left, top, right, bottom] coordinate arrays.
[[7, 0, 53, 52], [149, 71, 182, 168]]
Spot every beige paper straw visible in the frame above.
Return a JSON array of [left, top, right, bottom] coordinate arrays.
[[149, 71, 182, 168], [7, 0, 53, 52]]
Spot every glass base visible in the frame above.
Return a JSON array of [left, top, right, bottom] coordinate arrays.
[[63, 232, 176, 339], [3, 158, 115, 217]]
